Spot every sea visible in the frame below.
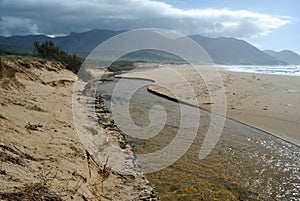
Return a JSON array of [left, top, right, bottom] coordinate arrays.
[[219, 65, 300, 76]]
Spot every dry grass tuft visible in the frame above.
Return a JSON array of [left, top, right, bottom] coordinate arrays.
[[86, 150, 112, 200]]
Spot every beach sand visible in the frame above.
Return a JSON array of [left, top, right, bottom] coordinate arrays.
[[119, 63, 300, 146], [0, 56, 158, 200]]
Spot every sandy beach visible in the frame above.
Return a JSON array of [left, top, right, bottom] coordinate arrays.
[[119, 63, 300, 146], [0, 56, 158, 200], [1, 56, 298, 200]]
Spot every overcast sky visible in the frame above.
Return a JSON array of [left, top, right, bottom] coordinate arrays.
[[0, 0, 299, 53]]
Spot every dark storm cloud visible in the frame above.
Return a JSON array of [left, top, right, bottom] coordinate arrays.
[[0, 0, 290, 38]]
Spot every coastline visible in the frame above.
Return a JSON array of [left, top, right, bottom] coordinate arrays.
[[1, 55, 297, 200], [118, 64, 300, 147]]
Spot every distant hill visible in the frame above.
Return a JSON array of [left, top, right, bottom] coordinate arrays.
[[0, 29, 123, 57], [0, 29, 288, 65], [263, 50, 300, 65], [190, 35, 286, 65], [0, 35, 50, 53]]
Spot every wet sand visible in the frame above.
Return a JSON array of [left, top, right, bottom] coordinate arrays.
[[118, 63, 300, 146]]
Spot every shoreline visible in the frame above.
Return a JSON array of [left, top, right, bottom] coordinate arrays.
[[117, 64, 300, 147], [93, 93, 160, 200], [116, 75, 299, 148], [73, 72, 161, 200], [146, 86, 299, 148]]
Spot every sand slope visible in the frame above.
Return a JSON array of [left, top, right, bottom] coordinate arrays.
[[0, 56, 158, 200]]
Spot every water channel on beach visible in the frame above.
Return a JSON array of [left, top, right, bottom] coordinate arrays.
[[97, 78, 300, 201]]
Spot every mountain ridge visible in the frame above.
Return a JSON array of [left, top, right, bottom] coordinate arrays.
[[0, 29, 290, 65], [263, 50, 300, 65], [189, 35, 286, 65]]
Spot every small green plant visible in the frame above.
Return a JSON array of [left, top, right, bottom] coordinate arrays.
[[25, 122, 43, 130]]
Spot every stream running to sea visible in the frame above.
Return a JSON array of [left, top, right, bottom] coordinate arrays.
[[97, 78, 300, 201]]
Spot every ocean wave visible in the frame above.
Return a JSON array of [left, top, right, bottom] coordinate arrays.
[[219, 65, 300, 76]]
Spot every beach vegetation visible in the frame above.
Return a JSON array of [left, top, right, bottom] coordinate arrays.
[[25, 122, 43, 130], [33, 40, 83, 73]]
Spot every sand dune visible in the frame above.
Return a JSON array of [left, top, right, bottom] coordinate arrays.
[[0, 56, 158, 200]]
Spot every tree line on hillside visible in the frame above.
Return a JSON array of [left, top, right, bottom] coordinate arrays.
[[33, 40, 82, 73]]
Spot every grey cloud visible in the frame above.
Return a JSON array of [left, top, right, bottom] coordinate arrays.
[[0, 0, 290, 38], [0, 16, 38, 36]]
